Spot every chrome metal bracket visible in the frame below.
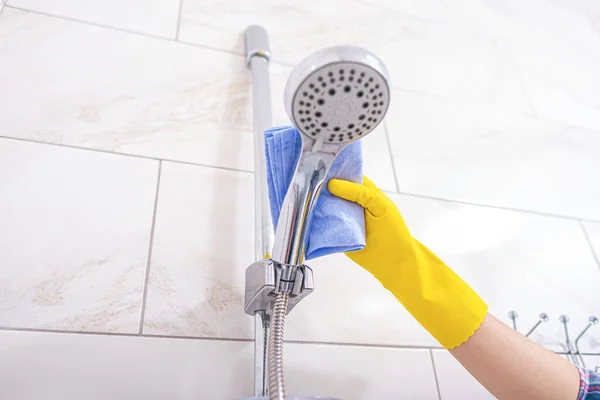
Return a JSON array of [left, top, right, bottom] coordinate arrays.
[[244, 25, 271, 67], [244, 259, 314, 316]]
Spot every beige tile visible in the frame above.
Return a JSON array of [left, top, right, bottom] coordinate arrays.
[[9, 0, 181, 38], [361, 0, 600, 60], [0, 8, 290, 171], [550, 0, 600, 17], [583, 222, 600, 267], [0, 330, 438, 400], [143, 163, 254, 338], [507, 44, 600, 131], [0, 330, 254, 400], [0, 138, 158, 333], [387, 89, 600, 220], [0, 8, 394, 186], [179, 0, 533, 114]]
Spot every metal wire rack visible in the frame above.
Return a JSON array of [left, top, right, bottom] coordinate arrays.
[[508, 311, 599, 373]]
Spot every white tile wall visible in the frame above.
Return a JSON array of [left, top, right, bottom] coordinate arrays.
[[0, 330, 438, 400], [584, 222, 600, 266], [0, 139, 158, 333], [0, 8, 396, 191], [0, 8, 288, 171], [386, 89, 600, 220], [8, 0, 182, 38], [507, 44, 600, 131], [179, 0, 533, 114], [1, 0, 599, 398], [361, 0, 600, 60]]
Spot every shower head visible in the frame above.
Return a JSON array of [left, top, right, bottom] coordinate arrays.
[[284, 46, 390, 147], [272, 46, 390, 269]]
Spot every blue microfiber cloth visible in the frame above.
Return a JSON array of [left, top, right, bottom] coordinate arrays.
[[265, 125, 366, 260]]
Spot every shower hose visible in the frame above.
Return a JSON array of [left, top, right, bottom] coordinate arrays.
[[268, 292, 289, 400]]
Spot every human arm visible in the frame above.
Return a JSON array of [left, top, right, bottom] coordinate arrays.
[[451, 313, 579, 399], [328, 176, 582, 400]]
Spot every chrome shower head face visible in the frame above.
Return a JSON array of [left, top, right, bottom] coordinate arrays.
[[285, 46, 390, 146]]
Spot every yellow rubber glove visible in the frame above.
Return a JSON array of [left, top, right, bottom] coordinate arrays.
[[328, 176, 487, 349]]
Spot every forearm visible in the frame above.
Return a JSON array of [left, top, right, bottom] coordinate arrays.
[[450, 314, 581, 400]]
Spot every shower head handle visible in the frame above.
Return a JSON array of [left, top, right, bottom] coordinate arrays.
[[271, 151, 334, 270]]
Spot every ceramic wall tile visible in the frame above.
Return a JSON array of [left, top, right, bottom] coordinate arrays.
[[0, 8, 395, 186], [8, 0, 181, 38], [143, 162, 433, 345], [179, 0, 533, 114], [0, 139, 158, 333], [550, 0, 600, 16], [432, 350, 494, 400], [396, 194, 600, 353], [583, 222, 600, 268], [0, 330, 438, 400], [361, 0, 600, 60], [507, 44, 600, 131], [0, 8, 290, 171], [0, 330, 254, 400], [282, 345, 438, 400], [359, 124, 397, 192], [142, 163, 255, 339], [386, 89, 600, 220], [583, 356, 600, 372]]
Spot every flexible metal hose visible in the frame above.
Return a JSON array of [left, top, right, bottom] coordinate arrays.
[[268, 292, 289, 400]]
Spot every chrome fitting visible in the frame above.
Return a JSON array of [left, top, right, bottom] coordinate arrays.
[[244, 259, 314, 316], [244, 25, 271, 67]]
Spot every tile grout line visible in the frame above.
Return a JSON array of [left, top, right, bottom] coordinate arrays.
[[2, 325, 600, 356], [4, 4, 242, 59], [385, 187, 600, 224], [382, 119, 400, 192], [3, 6, 597, 133], [0, 135, 253, 174], [1, 135, 599, 224], [580, 221, 600, 270], [5, 0, 599, 123], [429, 349, 443, 400], [286, 339, 443, 351], [138, 161, 163, 335], [494, 38, 539, 119], [356, 0, 600, 64], [174, 0, 184, 41]]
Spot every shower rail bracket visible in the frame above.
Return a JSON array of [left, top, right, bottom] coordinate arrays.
[[244, 25, 272, 67], [244, 259, 314, 316]]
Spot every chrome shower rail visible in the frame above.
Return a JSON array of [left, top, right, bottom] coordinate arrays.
[[244, 26, 315, 398], [245, 25, 274, 397]]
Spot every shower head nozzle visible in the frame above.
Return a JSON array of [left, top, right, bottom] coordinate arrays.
[[284, 46, 390, 146]]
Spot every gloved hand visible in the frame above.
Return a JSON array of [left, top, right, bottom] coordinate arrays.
[[328, 176, 487, 349]]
